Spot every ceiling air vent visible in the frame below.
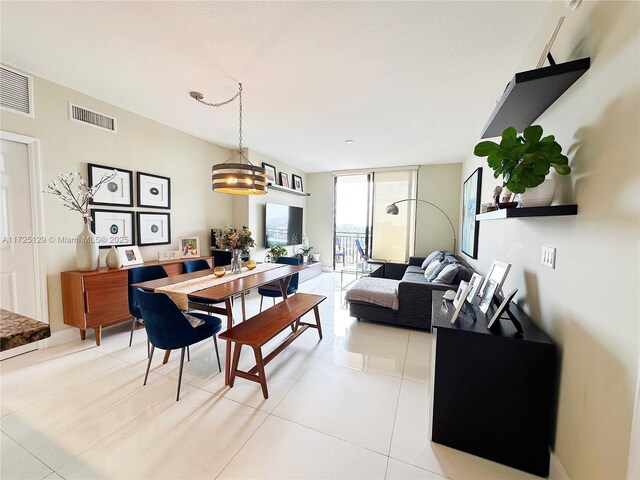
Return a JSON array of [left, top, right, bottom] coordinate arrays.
[[69, 103, 117, 133], [0, 65, 33, 116]]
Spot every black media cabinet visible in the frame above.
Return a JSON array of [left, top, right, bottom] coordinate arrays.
[[429, 291, 556, 477]]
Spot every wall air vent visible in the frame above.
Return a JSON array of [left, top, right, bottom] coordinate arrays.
[[0, 65, 34, 116], [69, 103, 117, 133]]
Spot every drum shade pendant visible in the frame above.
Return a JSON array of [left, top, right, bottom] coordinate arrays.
[[190, 84, 268, 195]]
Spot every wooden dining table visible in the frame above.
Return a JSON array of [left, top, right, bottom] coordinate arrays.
[[132, 263, 309, 385]]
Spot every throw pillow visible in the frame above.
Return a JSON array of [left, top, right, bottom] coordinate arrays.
[[433, 264, 459, 284], [421, 251, 444, 269], [423, 260, 441, 279], [427, 261, 448, 282]]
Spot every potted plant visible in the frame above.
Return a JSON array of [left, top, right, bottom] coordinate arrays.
[[266, 243, 288, 263], [473, 125, 571, 207], [299, 245, 313, 263]]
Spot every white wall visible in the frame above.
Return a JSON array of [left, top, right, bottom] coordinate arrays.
[[415, 163, 461, 257], [306, 172, 334, 269], [1, 73, 234, 334], [460, 2, 639, 478]]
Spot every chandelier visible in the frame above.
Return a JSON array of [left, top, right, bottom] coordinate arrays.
[[190, 83, 268, 195]]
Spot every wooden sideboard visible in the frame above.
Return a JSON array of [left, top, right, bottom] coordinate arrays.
[[61, 257, 213, 346]]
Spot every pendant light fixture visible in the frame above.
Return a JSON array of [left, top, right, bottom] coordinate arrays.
[[190, 83, 268, 195]]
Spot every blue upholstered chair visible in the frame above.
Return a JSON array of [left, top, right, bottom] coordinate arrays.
[[257, 256, 300, 312], [128, 265, 168, 352], [183, 259, 212, 273], [137, 289, 222, 401], [335, 238, 345, 266], [355, 239, 370, 261]]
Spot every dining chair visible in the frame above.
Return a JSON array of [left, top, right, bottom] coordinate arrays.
[[128, 265, 168, 353], [335, 238, 345, 266], [355, 239, 370, 262], [258, 256, 300, 312], [183, 259, 212, 273], [137, 288, 222, 401]]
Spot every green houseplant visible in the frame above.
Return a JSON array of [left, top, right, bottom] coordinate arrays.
[[267, 243, 288, 262], [473, 125, 571, 195]]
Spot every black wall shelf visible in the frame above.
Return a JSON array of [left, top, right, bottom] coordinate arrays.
[[268, 184, 310, 197], [476, 204, 578, 221], [481, 57, 590, 138]]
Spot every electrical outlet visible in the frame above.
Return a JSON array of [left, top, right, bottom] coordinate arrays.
[[541, 246, 556, 269]]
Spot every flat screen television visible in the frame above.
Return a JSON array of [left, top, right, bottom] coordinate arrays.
[[264, 203, 303, 247]]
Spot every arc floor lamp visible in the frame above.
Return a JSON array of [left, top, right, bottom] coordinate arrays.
[[386, 199, 457, 253]]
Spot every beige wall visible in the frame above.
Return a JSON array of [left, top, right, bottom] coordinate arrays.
[[460, 2, 639, 478], [1, 74, 234, 335], [306, 172, 334, 269], [415, 163, 461, 257]]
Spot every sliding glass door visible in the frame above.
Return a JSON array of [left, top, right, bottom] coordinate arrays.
[[334, 174, 372, 269]]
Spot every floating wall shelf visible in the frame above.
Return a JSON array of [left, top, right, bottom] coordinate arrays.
[[476, 204, 578, 221], [268, 183, 310, 196], [481, 57, 590, 138]]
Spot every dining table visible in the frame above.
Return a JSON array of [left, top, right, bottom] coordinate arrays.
[[132, 263, 310, 385]]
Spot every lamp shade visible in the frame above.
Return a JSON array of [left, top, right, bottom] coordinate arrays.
[[212, 162, 268, 195]]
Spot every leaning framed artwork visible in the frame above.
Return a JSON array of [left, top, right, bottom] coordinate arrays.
[[179, 237, 200, 257], [118, 245, 143, 266], [461, 167, 482, 259], [279, 172, 289, 188], [91, 209, 135, 249], [137, 172, 171, 209], [292, 174, 303, 192], [88, 163, 133, 207], [262, 162, 277, 185], [136, 212, 171, 246]]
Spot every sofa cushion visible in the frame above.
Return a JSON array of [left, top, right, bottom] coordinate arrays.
[[345, 277, 400, 310], [405, 265, 424, 274], [427, 261, 448, 282], [453, 263, 473, 284], [402, 272, 429, 284], [421, 251, 444, 269], [423, 260, 442, 279], [433, 263, 459, 284]]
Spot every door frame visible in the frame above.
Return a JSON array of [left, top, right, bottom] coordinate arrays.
[[0, 131, 49, 338]]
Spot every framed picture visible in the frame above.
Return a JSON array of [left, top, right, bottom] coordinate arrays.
[[479, 260, 511, 296], [450, 281, 471, 325], [292, 174, 303, 192], [479, 279, 499, 314], [136, 212, 171, 246], [88, 163, 133, 207], [137, 172, 171, 209], [179, 237, 200, 257], [279, 172, 289, 188], [487, 288, 518, 329], [262, 162, 277, 185], [466, 273, 483, 302], [118, 245, 143, 266], [90, 209, 134, 249], [461, 167, 482, 259]]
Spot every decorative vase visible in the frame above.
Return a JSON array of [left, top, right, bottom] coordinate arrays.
[[312, 253, 320, 262], [76, 219, 99, 272], [302, 254, 309, 264], [105, 246, 123, 269], [213, 266, 226, 278], [519, 177, 556, 207], [246, 259, 257, 270], [231, 249, 242, 274]]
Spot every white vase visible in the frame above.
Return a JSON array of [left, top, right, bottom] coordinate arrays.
[[302, 254, 309, 264], [519, 177, 556, 207], [105, 245, 123, 269], [312, 253, 321, 262], [76, 220, 99, 271]]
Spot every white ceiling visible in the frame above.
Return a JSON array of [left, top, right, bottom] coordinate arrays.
[[0, 1, 550, 172]]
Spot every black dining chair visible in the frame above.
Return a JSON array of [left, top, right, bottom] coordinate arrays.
[[257, 256, 300, 312], [137, 289, 222, 400], [183, 259, 212, 273], [128, 265, 168, 353]]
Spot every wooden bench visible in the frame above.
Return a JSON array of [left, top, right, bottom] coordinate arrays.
[[219, 293, 326, 398]]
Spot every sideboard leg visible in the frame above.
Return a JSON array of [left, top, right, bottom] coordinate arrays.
[[80, 329, 86, 340], [94, 326, 102, 346]]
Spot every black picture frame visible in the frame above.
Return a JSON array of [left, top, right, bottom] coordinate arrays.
[[292, 174, 303, 192], [461, 167, 482, 258], [262, 162, 277, 185], [137, 171, 171, 209], [90, 209, 135, 249], [279, 172, 289, 188], [88, 163, 133, 207], [136, 212, 171, 246]]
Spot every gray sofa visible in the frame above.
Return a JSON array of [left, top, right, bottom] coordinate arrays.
[[347, 251, 474, 330]]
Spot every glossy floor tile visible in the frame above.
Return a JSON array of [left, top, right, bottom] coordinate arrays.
[[0, 272, 545, 479]]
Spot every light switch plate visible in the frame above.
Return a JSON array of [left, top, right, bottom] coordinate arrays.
[[541, 245, 556, 269]]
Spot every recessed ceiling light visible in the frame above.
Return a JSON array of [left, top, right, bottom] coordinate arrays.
[[345, 139, 354, 144]]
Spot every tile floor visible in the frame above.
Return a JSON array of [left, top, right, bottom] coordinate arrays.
[[0, 273, 544, 480]]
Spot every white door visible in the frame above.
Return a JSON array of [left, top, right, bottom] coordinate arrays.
[[1, 139, 40, 358]]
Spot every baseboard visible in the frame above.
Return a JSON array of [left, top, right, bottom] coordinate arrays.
[[40, 327, 79, 349], [549, 451, 570, 480]]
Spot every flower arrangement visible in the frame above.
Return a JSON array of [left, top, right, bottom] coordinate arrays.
[[45, 170, 117, 222], [215, 226, 255, 253]]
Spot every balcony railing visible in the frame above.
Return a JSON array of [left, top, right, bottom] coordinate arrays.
[[334, 231, 368, 268]]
